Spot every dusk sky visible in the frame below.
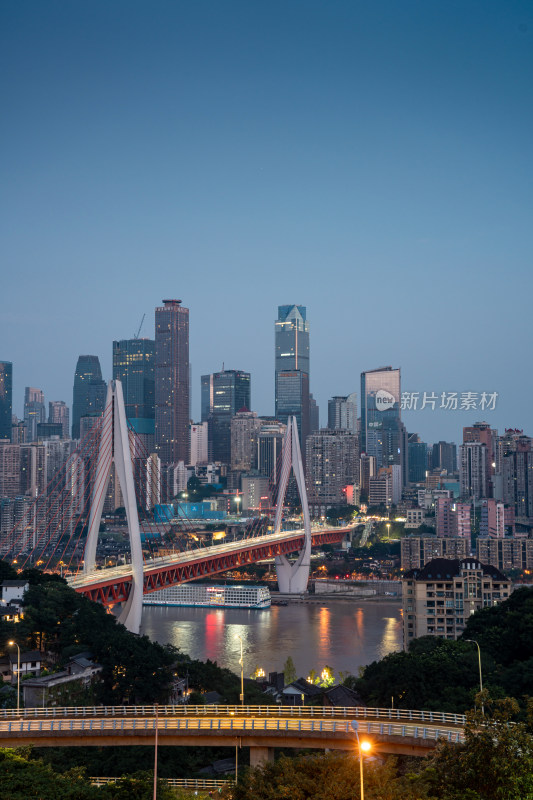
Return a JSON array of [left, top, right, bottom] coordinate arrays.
[[2, 1, 531, 442]]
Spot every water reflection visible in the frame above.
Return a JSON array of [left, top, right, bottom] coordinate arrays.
[[141, 600, 402, 678]]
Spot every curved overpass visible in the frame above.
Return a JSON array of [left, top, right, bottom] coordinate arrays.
[[68, 526, 352, 605], [0, 704, 465, 761]]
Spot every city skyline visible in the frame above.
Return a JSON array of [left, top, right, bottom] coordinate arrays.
[[2, 2, 532, 441]]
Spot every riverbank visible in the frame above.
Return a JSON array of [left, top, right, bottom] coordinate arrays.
[[271, 591, 400, 605]]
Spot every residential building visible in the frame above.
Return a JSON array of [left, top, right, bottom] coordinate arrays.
[[0, 362, 13, 442], [309, 393, 320, 433], [459, 442, 489, 500], [24, 387, 46, 442], [436, 497, 471, 539], [369, 471, 392, 508], [359, 453, 376, 493], [241, 474, 271, 511], [275, 305, 310, 445], [328, 394, 357, 434], [401, 537, 469, 570], [306, 429, 359, 511], [48, 401, 69, 438], [403, 558, 511, 647], [405, 508, 424, 529], [480, 499, 505, 538], [462, 422, 496, 497], [256, 421, 286, 489], [230, 410, 261, 472], [476, 537, 533, 573], [155, 299, 190, 464], [500, 433, 533, 523], [190, 422, 208, 466]]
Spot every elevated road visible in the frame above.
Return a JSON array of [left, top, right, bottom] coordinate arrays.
[[0, 704, 465, 760], [68, 525, 351, 605]]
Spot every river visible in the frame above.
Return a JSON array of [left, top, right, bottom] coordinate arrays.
[[141, 599, 403, 679]]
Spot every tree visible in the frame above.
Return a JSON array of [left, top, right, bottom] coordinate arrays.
[[425, 697, 533, 799], [283, 656, 297, 684]]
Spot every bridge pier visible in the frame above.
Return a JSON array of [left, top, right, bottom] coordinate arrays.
[[249, 746, 275, 768], [273, 417, 312, 594]]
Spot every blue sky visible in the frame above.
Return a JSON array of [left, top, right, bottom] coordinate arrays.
[[1, 0, 531, 442]]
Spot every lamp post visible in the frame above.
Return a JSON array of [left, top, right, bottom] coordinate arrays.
[[350, 722, 371, 800], [386, 522, 391, 542], [465, 639, 484, 714], [235, 635, 244, 706], [235, 635, 244, 784], [8, 641, 20, 715]]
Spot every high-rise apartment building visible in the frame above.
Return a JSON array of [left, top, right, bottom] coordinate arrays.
[[462, 422, 496, 497], [155, 299, 190, 465], [436, 497, 471, 539], [112, 338, 155, 432], [230, 410, 261, 472], [459, 441, 489, 500], [275, 305, 310, 444], [480, 498, 506, 538], [0, 362, 12, 442], [48, 401, 69, 438], [403, 558, 510, 646], [24, 387, 46, 442], [201, 369, 251, 464], [72, 355, 105, 439], [306, 429, 359, 511], [500, 433, 533, 522], [190, 422, 208, 467], [328, 394, 357, 433]]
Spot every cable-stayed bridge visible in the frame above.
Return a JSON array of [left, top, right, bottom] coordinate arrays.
[[3, 380, 354, 632]]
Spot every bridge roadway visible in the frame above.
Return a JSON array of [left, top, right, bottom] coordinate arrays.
[[0, 704, 465, 764], [68, 525, 351, 605]]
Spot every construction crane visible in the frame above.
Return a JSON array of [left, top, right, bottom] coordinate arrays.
[[133, 313, 145, 339]]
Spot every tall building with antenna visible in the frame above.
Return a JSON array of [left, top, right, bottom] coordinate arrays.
[[274, 305, 310, 445]]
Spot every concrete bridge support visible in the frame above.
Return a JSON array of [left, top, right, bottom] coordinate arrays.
[[274, 416, 312, 593], [249, 746, 275, 768], [84, 380, 144, 634]]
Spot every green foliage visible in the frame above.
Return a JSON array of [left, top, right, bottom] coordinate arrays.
[[223, 752, 431, 800], [349, 637, 493, 713], [283, 656, 297, 684], [99, 771, 175, 800], [425, 697, 533, 800], [0, 747, 99, 799], [6, 571, 177, 704], [462, 586, 533, 667]]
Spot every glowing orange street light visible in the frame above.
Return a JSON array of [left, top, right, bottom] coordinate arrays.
[[351, 722, 372, 800]]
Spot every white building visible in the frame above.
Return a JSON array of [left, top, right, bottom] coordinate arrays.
[[190, 422, 208, 466]]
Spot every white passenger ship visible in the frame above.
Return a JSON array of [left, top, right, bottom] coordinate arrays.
[[143, 583, 271, 610]]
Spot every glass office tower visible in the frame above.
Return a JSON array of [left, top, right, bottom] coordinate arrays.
[[201, 369, 251, 463], [274, 305, 310, 443], [0, 362, 12, 441], [112, 338, 155, 429], [72, 355, 105, 439]]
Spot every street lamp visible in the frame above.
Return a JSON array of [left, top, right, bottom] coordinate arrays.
[[235, 635, 244, 706], [8, 641, 20, 714], [386, 523, 391, 541], [235, 495, 241, 516], [234, 634, 245, 784], [350, 722, 371, 800], [465, 639, 484, 714]]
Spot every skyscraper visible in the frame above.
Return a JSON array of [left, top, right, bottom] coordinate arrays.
[[275, 305, 310, 444], [48, 401, 70, 438], [201, 369, 251, 463], [72, 355, 105, 439], [360, 367, 405, 484], [0, 362, 12, 441], [328, 394, 357, 433], [155, 299, 190, 464], [112, 338, 155, 431], [24, 387, 46, 442]]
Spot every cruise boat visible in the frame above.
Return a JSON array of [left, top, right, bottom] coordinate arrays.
[[143, 583, 271, 609]]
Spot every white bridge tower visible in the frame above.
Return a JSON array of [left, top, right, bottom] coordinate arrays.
[[84, 380, 144, 633], [273, 416, 312, 593]]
